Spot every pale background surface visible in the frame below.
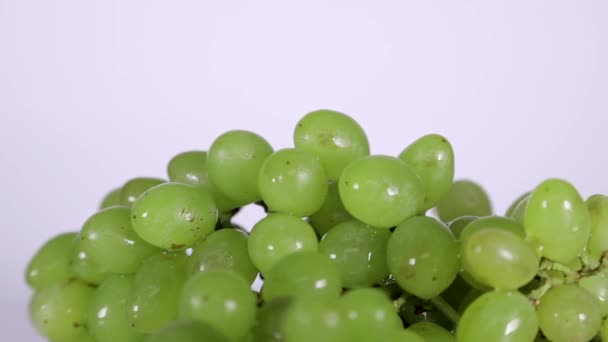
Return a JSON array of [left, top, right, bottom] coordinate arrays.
[[1, 0, 606, 340]]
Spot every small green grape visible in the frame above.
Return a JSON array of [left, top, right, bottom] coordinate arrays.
[[251, 297, 292, 342], [145, 320, 229, 342], [26, 232, 77, 290], [447, 216, 477, 240], [100, 188, 122, 209], [586, 194, 608, 261], [309, 180, 353, 237], [408, 322, 455, 341], [69, 234, 110, 285], [282, 297, 350, 342], [390, 329, 425, 342], [167, 150, 210, 186], [436, 180, 492, 222], [579, 272, 608, 317], [119, 177, 165, 206], [505, 191, 530, 217], [340, 288, 402, 341]]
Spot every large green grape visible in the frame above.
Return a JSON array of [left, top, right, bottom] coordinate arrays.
[[579, 272, 608, 317], [251, 297, 292, 342], [69, 234, 110, 285], [179, 270, 256, 341], [586, 194, 608, 261], [408, 322, 455, 341], [282, 297, 350, 342], [524, 179, 591, 263], [319, 220, 390, 288], [339, 155, 424, 228], [145, 320, 229, 342], [88, 275, 144, 342], [119, 177, 165, 206], [128, 252, 188, 334], [462, 228, 539, 290], [537, 284, 601, 342], [258, 148, 328, 217], [100, 188, 122, 209], [340, 288, 402, 341], [309, 180, 353, 237], [167, 151, 210, 186], [80, 206, 158, 274], [248, 213, 318, 275], [436, 180, 492, 222], [188, 228, 258, 285], [29, 279, 96, 342], [262, 251, 342, 301], [456, 290, 538, 341], [26, 232, 77, 290], [207, 130, 273, 206], [293, 109, 369, 180], [131, 182, 218, 250], [387, 216, 459, 299], [398, 134, 455, 211]]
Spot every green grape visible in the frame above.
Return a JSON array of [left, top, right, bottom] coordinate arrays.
[[441, 275, 473, 310], [390, 329, 425, 342], [457, 290, 538, 341], [587, 194, 608, 261], [509, 195, 530, 224], [88, 275, 144, 342], [319, 220, 390, 288], [338, 155, 424, 228], [524, 178, 591, 263], [579, 272, 608, 317], [505, 191, 530, 217], [462, 228, 539, 290], [258, 148, 328, 217], [387, 216, 459, 299], [309, 181, 353, 237], [601, 318, 608, 341], [262, 251, 342, 301], [248, 213, 318, 275], [69, 234, 110, 285], [459, 216, 525, 245], [408, 322, 455, 341], [119, 177, 165, 206], [447, 216, 477, 240], [29, 279, 96, 342], [207, 130, 273, 206], [128, 252, 188, 334], [179, 270, 256, 341], [167, 150, 210, 186], [537, 284, 601, 342], [251, 297, 292, 342], [145, 320, 229, 342], [100, 188, 122, 209], [398, 134, 455, 211], [293, 109, 369, 180], [457, 288, 483, 314], [188, 229, 258, 285], [283, 297, 350, 342], [131, 182, 218, 250], [26, 232, 77, 290], [459, 269, 491, 292], [80, 206, 158, 274], [436, 180, 492, 223], [340, 288, 403, 341]]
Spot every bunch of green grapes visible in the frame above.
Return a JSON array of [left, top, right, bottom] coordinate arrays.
[[25, 109, 608, 341]]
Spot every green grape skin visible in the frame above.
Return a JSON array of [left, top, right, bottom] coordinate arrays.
[[88, 275, 145, 342], [167, 151, 210, 186], [459, 216, 525, 245], [340, 288, 403, 341], [251, 297, 292, 342], [293, 109, 370, 180], [262, 251, 342, 301], [119, 177, 165, 206], [579, 272, 608, 317], [69, 234, 110, 285], [100, 188, 122, 209], [131, 182, 218, 250], [128, 252, 188, 334], [386, 216, 459, 299], [309, 181, 353, 237], [509, 194, 530, 224], [207, 130, 273, 206], [179, 270, 257, 341], [390, 329, 425, 342], [441, 274, 473, 310], [319, 220, 390, 288], [456, 290, 538, 341], [586, 194, 608, 261], [436, 180, 492, 223], [187, 229, 258, 285], [537, 284, 601, 342], [339, 155, 424, 229], [601, 317, 608, 341], [80, 206, 158, 274], [457, 288, 483, 314], [145, 320, 229, 342], [258, 148, 328, 217], [524, 178, 591, 264], [29, 279, 96, 342], [26, 232, 77, 290], [398, 134, 455, 211], [462, 228, 539, 290], [505, 191, 530, 217], [447, 216, 477, 240], [282, 297, 350, 342], [408, 322, 455, 341], [248, 213, 318, 275]]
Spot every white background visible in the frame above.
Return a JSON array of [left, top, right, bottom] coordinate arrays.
[[1, 0, 607, 340]]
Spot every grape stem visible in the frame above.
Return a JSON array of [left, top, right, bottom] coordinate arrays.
[[429, 296, 460, 325]]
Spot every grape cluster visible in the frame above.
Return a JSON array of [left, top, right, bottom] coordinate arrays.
[[26, 109, 608, 341]]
